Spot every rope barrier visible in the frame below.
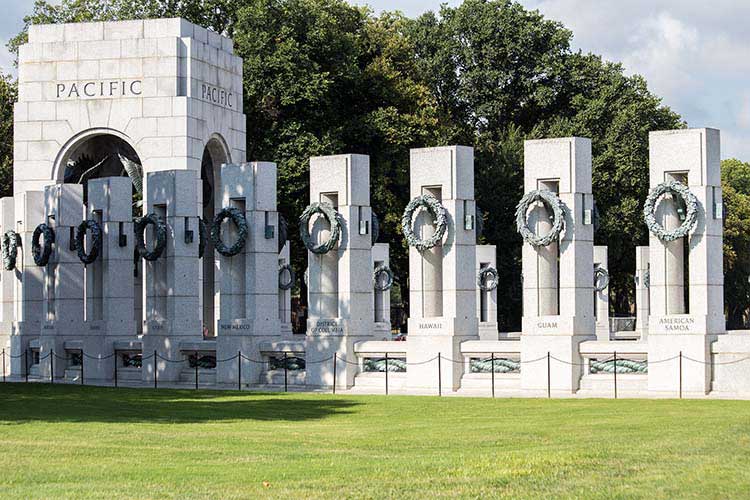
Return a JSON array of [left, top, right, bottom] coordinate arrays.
[[4, 344, 749, 398], [682, 354, 750, 365]]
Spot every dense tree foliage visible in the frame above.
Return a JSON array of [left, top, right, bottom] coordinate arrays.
[[722, 159, 750, 328], [9, 0, 738, 329], [0, 73, 16, 198]]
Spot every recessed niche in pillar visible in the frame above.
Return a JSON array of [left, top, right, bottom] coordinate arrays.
[[85, 209, 104, 321], [200, 138, 228, 337], [311, 192, 339, 318], [374, 260, 386, 323], [479, 262, 490, 323], [147, 204, 168, 322], [419, 186, 443, 317], [227, 198, 247, 319], [531, 179, 560, 316], [657, 171, 689, 315]]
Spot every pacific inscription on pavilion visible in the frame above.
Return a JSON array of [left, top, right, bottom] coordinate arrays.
[[55, 80, 143, 100]]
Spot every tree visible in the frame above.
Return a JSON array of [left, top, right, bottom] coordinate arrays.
[[722, 159, 750, 328], [0, 73, 16, 198]]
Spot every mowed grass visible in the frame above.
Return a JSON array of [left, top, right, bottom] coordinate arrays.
[[0, 384, 749, 499]]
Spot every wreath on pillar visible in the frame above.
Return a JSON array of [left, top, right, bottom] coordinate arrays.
[[594, 266, 610, 292], [401, 194, 448, 252], [2, 230, 19, 271], [32, 224, 55, 266], [74, 220, 102, 265], [373, 264, 394, 291], [211, 207, 248, 257], [515, 189, 566, 247], [477, 266, 499, 291], [278, 263, 295, 290], [643, 180, 699, 242], [134, 214, 167, 261], [299, 202, 342, 255], [198, 218, 207, 259]]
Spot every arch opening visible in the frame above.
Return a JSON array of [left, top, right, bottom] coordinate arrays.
[[201, 136, 230, 338]]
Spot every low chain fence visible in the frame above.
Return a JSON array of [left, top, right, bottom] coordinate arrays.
[[2, 347, 747, 399]]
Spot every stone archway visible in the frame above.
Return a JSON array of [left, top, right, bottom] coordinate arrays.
[[57, 130, 144, 333], [201, 135, 231, 338]]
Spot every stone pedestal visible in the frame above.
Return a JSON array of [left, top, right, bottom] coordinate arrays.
[[10, 192, 45, 377], [38, 184, 85, 380], [406, 146, 478, 392], [279, 241, 293, 338], [82, 177, 135, 381], [372, 243, 391, 339], [142, 170, 202, 383], [215, 162, 281, 386], [520, 138, 595, 395], [476, 245, 498, 340], [0, 198, 14, 374], [647, 128, 725, 395], [594, 246, 610, 341], [635, 246, 649, 339], [304, 154, 375, 389]]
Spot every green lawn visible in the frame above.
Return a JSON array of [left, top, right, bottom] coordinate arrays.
[[0, 384, 749, 498]]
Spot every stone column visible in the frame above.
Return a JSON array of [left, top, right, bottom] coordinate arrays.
[[0, 198, 14, 376], [142, 170, 202, 383], [476, 245, 498, 341], [406, 146, 478, 392], [520, 138, 595, 395], [38, 184, 85, 380], [10, 192, 44, 377], [635, 246, 649, 340], [216, 162, 281, 386], [594, 246, 610, 341], [305, 154, 375, 389], [647, 128, 725, 395], [279, 241, 293, 338], [83, 177, 135, 381], [372, 242, 391, 339]]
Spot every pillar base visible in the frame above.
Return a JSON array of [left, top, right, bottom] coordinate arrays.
[[520, 334, 591, 394]]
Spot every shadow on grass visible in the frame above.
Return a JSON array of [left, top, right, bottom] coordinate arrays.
[[0, 383, 360, 424]]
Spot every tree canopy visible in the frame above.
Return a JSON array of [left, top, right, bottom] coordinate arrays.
[[8, 0, 748, 328]]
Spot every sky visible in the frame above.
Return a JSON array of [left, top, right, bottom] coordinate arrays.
[[1, 0, 746, 159]]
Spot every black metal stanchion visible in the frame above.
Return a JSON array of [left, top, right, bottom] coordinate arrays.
[[546, 351, 551, 398], [153, 350, 157, 389], [491, 353, 495, 398], [194, 350, 199, 390], [50, 350, 54, 384], [283, 352, 288, 393], [385, 352, 389, 395], [679, 351, 683, 399], [25, 349, 29, 383], [80, 352, 84, 386], [114, 351, 118, 388], [613, 351, 617, 399], [332, 355, 337, 395], [438, 353, 442, 397], [2, 348, 5, 383], [238, 351, 242, 392]]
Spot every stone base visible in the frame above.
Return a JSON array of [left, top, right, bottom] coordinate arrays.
[[142, 320, 203, 383], [216, 317, 282, 386], [711, 332, 750, 394], [520, 334, 591, 394], [647, 333, 718, 395], [478, 323, 499, 341], [10, 322, 40, 377]]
